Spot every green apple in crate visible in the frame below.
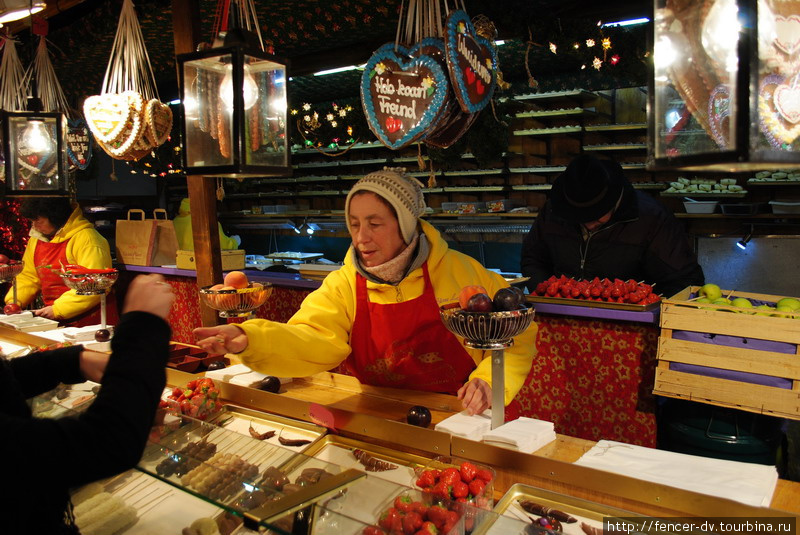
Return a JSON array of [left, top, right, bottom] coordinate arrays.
[[776, 297, 800, 311], [698, 283, 723, 301]]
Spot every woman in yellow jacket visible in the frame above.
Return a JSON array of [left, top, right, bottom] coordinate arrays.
[[4, 198, 114, 325], [195, 168, 537, 416]]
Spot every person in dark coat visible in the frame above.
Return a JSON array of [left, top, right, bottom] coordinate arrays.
[[0, 274, 174, 534], [520, 155, 704, 297]]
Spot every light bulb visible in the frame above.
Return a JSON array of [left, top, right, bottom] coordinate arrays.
[[701, 0, 740, 73], [22, 120, 55, 156], [219, 63, 259, 111]]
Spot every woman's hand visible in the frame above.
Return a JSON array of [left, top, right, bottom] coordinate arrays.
[[79, 350, 110, 382], [33, 306, 56, 319], [122, 274, 175, 319], [194, 324, 249, 355], [457, 378, 492, 416]]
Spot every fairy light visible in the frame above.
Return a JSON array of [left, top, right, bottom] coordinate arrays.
[[549, 42, 557, 54], [586, 39, 595, 48], [602, 37, 612, 50]]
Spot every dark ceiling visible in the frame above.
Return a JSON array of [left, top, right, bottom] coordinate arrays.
[[4, 0, 651, 109]]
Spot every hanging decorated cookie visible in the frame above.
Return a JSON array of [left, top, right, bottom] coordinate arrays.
[[144, 99, 174, 148], [444, 10, 497, 114], [66, 118, 93, 170], [361, 43, 449, 150], [759, 74, 800, 149], [83, 92, 133, 144]]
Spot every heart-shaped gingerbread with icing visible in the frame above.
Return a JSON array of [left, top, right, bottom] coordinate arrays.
[[759, 74, 800, 148], [444, 10, 497, 114], [144, 99, 173, 147], [774, 15, 800, 56], [66, 118, 93, 170], [774, 83, 800, 124], [83, 93, 132, 144], [104, 91, 145, 158], [361, 42, 449, 150], [707, 84, 731, 149]]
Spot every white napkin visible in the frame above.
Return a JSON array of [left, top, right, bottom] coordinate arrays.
[[434, 410, 493, 441], [204, 363, 292, 388], [482, 417, 556, 453], [575, 440, 778, 507], [61, 325, 114, 342]]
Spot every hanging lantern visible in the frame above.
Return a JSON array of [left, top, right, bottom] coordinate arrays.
[[177, 6, 290, 178], [2, 101, 68, 196], [649, 0, 800, 171]]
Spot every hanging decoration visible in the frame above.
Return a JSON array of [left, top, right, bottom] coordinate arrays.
[[444, 10, 497, 113], [291, 101, 361, 155], [83, 0, 173, 162], [0, 36, 28, 188], [31, 36, 93, 171]]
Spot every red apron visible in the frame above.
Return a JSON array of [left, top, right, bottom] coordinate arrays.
[[33, 239, 117, 328], [345, 262, 476, 394]]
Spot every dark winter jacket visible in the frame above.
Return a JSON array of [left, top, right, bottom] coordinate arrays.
[[521, 187, 705, 298], [0, 311, 170, 534]]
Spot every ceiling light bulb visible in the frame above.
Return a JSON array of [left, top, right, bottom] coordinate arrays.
[[21, 120, 54, 156], [219, 63, 259, 111]]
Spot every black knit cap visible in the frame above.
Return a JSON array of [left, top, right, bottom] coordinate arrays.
[[550, 155, 626, 223]]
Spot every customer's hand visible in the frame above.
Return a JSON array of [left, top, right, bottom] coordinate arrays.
[[457, 378, 492, 416], [194, 324, 249, 354], [122, 274, 175, 319], [79, 349, 110, 382]]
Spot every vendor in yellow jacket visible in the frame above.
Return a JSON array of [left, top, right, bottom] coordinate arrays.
[[173, 198, 240, 251], [195, 168, 537, 416], [5, 198, 114, 326]]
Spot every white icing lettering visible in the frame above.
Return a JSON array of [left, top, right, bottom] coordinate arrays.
[[378, 95, 417, 119], [457, 33, 492, 84]]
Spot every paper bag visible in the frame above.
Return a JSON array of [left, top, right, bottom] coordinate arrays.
[[151, 209, 180, 266], [115, 209, 156, 266]]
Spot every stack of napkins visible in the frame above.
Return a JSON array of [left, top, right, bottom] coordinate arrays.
[[576, 440, 779, 507], [482, 417, 556, 453], [204, 363, 292, 388], [434, 410, 493, 441], [61, 325, 114, 343]]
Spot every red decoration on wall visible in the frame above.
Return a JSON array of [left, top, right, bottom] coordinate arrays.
[[0, 200, 30, 260]]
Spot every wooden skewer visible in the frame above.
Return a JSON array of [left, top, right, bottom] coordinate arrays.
[[170, 340, 203, 350]]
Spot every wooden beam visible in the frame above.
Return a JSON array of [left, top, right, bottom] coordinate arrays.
[[172, 0, 222, 327]]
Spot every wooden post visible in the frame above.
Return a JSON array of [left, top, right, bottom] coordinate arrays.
[[172, 0, 223, 327]]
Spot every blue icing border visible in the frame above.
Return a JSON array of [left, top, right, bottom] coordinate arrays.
[[360, 44, 449, 150], [444, 10, 497, 114]]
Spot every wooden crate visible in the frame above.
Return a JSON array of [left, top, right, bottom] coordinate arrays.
[[655, 286, 800, 419]]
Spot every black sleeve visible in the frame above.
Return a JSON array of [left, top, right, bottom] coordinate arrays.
[[520, 215, 555, 287], [7, 345, 85, 398], [0, 311, 171, 491]]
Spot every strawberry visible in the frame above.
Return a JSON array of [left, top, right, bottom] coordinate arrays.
[[411, 501, 428, 515], [415, 521, 438, 535], [459, 462, 478, 482], [431, 481, 451, 501], [451, 480, 468, 499], [171, 386, 183, 398], [426, 505, 449, 529], [402, 511, 424, 535], [362, 527, 386, 535], [475, 468, 493, 482], [394, 495, 413, 513], [442, 510, 460, 534], [379, 508, 400, 531], [468, 478, 486, 498], [186, 379, 198, 390], [440, 467, 460, 486], [415, 470, 436, 489]]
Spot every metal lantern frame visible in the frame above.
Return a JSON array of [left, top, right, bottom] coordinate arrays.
[[177, 44, 291, 178], [2, 109, 69, 196], [648, 0, 800, 172]]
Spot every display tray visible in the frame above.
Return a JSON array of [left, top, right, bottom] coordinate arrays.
[[527, 295, 660, 312], [490, 483, 642, 535], [208, 404, 325, 454], [302, 434, 430, 488], [71, 469, 222, 535], [0, 313, 59, 332], [266, 251, 324, 261]]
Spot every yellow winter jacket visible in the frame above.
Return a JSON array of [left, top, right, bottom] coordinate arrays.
[[173, 198, 239, 251], [5, 205, 112, 320], [237, 220, 537, 405]]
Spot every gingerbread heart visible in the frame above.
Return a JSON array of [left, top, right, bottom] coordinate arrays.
[[707, 84, 731, 149], [774, 83, 800, 124], [66, 118, 93, 170], [444, 10, 497, 114], [144, 99, 173, 147], [83, 93, 132, 144], [759, 74, 800, 148], [774, 15, 800, 56], [361, 42, 449, 150], [104, 91, 145, 158]]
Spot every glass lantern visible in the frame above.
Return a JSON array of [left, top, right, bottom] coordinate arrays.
[[177, 44, 290, 178], [649, 0, 800, 171], [1, 110, 69, 195]]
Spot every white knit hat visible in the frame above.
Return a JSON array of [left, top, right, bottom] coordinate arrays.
[[345, 167, 426, 244]]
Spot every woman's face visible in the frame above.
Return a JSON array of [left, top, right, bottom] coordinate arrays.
[[31, 216, 57, 238], [348, 192, 405, 267]]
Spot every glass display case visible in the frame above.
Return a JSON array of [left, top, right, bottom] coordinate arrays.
[[1, 110, 69, 195], [649, 0, 800, 171]]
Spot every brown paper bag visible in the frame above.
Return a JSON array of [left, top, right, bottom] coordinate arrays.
[[151, 208, 180, 266], [115, 209, 157, 266]]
